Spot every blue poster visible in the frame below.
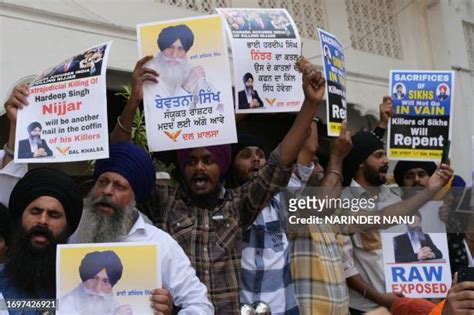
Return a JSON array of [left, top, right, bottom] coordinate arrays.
[[317, 28, 346, 137], [388, 70, 454, 161]]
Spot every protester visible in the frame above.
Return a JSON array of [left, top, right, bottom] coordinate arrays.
[[340, 130, 453, 314], [70, 141, 214, 314], [229, 120, 317, 314], [290, 120, 353, 315], [0, 168, 83, 301], [110, 55, 326, 312]]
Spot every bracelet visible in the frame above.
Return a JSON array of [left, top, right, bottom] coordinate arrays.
[[312, 117, 319, 123], [363, 287, 367, 299], [3, 143, 14, 157], [326, 169, 343, 182], [117, 115, 132, 134]]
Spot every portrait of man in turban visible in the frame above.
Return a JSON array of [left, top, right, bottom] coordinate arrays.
[[143, 24, 216, 107], [60, 250, 132, 315], [18, 121, 53, 159], [238, 72, 263, 109]]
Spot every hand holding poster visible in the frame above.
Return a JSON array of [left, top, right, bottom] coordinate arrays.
[[137, 15, 237, 152], [388, 70, 454, 161], [57, 242, 159, 315], [14, 42, 112, 163], [317, 29, 347, 137], [217, 8, 304, 113], [381, 202, 451, 298]]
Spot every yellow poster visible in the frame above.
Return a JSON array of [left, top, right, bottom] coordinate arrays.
[[56, 242, 159, 315], [137, 15, 237, 152]]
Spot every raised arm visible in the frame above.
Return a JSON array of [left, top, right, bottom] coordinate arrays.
[[279, 56, 325, 166], [110, 55, 158, 144]]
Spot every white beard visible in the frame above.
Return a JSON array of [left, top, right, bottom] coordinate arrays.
[[61, 283, 120, 315], [75, 195, 136, 243], [148, 53, 192, 96]]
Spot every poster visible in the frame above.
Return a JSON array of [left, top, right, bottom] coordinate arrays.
[[57, 242, 159, 315], [14, 42, 111, 163], [317, 28, 346, 137], [387, 70, 454, 162], [137, 15, 237, 152], [217, 8, 304, 113], [381, 202, 451, 298]]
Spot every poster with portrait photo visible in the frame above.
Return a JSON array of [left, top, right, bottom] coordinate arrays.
[[137, 15, 237, 151], [217, 8, 304, 114], [387, 70, 454, 162], [14, 42, 112, 163], [317, 28, 346, 137], [381, 202, 451, 298], [56, 242, 159, 315]]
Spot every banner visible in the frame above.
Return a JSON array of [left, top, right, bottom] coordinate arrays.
[[137, 15, 237, 151], [382, 202, 451, 298], [57, 242, 159, 315], [387, 70, 454, 161], [14, 42, 112, 163], [217, 8, 303, 113], [317, 28, 346, 137]]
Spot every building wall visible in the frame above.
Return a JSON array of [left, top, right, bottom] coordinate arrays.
[[1, 0, 472, 179]]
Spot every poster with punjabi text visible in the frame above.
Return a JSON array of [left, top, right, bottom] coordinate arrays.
[[137, 15, 237, 152], [217, 8, 304, 114], [57, 242, 159, 315], [14, 42, 111, 163]]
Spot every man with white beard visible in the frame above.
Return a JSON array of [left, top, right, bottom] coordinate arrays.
[[69, 142, 213, 314], [60, 251, 129, 315], [143, 24, 214, 107]]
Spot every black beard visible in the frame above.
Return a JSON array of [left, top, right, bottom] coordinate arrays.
[[4, 225, 68, 298], [363, 163, 387, 186], [186, 184, 221, 208]]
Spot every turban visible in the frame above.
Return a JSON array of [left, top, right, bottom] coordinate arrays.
[[393, 161, 437, 187], [177, 144, 232, 177], [9, 168, 83, 235], [439, 85, 447, 92], [79, 251, 123, 287], [391, 297, 436, 315], [231, 133, 265, 162], [158, 25, 194, 52], [243, 73, 254, 84], [342, 131, 384, 185], [94, 142, 156, 203], [27, 122, 42, 133]]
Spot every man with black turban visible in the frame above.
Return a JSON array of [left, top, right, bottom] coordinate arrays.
[[0, 168, 83, 302], [237, 72, 263, 109], [18, 121, 53, 159], [70, 141, 213, 314], [338, 131, 453, 314], [60, 251, 127, 315], [143, 24, 215, 105], [393, 161, 437, 199]]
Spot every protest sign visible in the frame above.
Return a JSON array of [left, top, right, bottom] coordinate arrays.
[[388, 70, 454, 162], [317, 28, 346, 136], [57, 242, 159, 315], [137, 15, 237, 152], [381, 202, 451, 298], [217, 8, 303, 113], [14, 42, 111, 163]]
